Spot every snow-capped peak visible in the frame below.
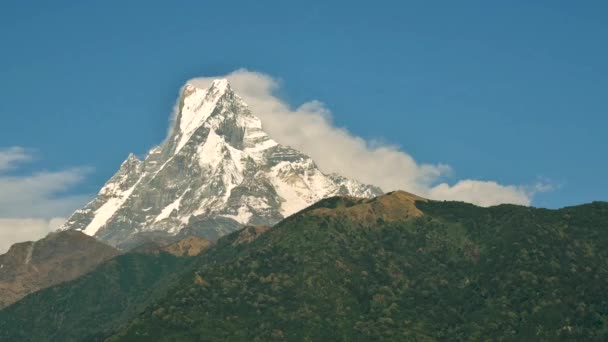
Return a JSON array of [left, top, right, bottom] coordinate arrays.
[[61, 80, 383, 249], [173, 79, 234, 153], [123, 153, 141, 166]]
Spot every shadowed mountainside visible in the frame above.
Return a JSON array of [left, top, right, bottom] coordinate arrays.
[[0, 230, 119, 309]]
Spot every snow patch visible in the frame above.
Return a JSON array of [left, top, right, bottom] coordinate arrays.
[[197, 129, 225, 169], [155, 191, 188, 223], [244, 138, 278, 154], [24, 242, 34, 265], [223, 205, 253, 224], [269, 163, 311, 216], [82, 181, 139, 236], [176, 80, 230, 153]]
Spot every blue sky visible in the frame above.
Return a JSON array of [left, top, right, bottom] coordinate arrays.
[[0, 0, 606, 228]]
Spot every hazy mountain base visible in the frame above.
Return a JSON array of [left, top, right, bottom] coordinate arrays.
[[111, 198, 608, 341]]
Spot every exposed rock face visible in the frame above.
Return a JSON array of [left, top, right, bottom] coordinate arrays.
[[61, 79, 382, 249], [0, 230, 119, 308]]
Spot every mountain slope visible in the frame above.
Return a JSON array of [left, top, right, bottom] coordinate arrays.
[[108, 194, 608, 341], [4, 193, 606, 340], [162, 236, 212, 257], [0, 229, 269, 342], [0, 251, 190, 342], [61, 79, 381, 249], [0, 230, 119, 309]]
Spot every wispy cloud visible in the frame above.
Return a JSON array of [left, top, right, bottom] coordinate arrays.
[[0, 148, 91, 253], [188, 69, 551, 207], [0, 218, 66, 254], [0, 147, 31, 172]]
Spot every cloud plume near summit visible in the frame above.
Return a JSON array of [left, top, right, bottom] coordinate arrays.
[[187, 69, 548, 207]]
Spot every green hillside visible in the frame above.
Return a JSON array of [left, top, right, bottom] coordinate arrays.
[[1, 192, 607, 341], [0, 252, 191, 342], [112, 193, 608, 341]]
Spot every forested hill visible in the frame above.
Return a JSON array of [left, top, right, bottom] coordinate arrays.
[[1, 192, 607, 341], [112, 193, 608, 341]]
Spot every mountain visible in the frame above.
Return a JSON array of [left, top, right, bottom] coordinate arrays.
[[61, 79, 382, 249], [3, 192, 607, 341], [0, 251, 188, 342], [0, 228, 266, 342], [0, 230, 119, 309]]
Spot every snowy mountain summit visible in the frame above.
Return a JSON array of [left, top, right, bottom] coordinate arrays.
[[61, 79, 382, 248]]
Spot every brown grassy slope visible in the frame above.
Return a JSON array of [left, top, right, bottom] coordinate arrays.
[[162, 236, 212, 256], [0, 230, 119, 308], [304, 190, 426, 223]]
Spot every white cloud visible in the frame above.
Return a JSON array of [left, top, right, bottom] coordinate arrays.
[[0, 147, 31, 171], [0, 148, 91, 254], [187, 69, 548, 206], [0, 168, 91, 218], [0, 218, 65, 254], [429, 180, 532, 207]]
